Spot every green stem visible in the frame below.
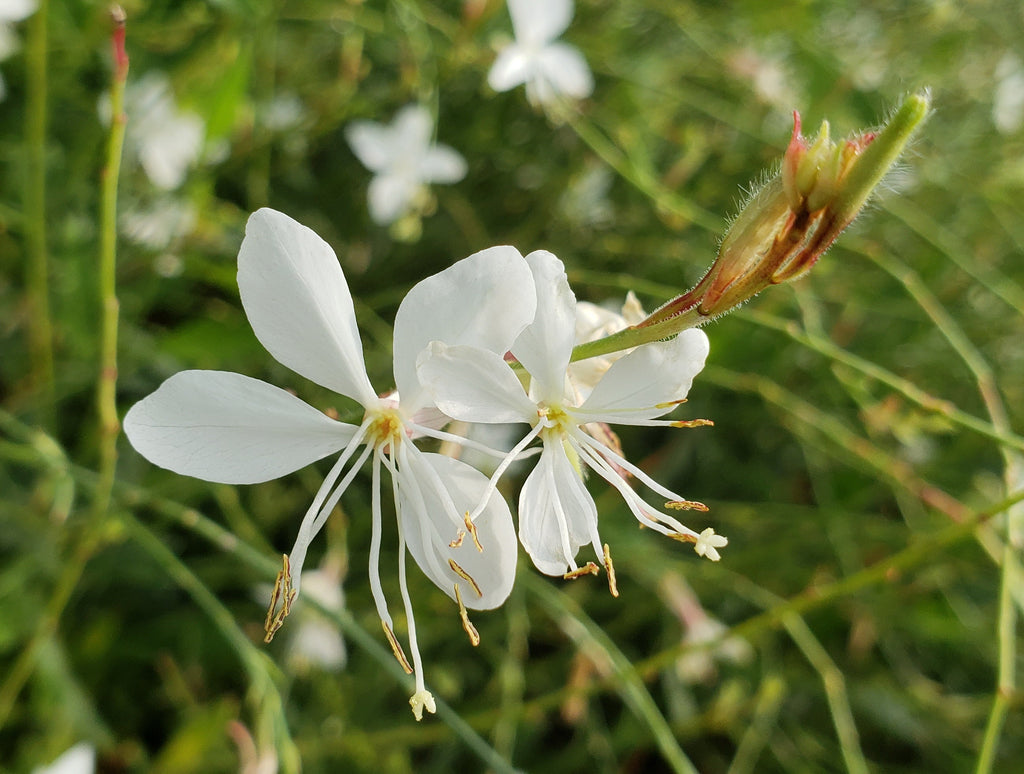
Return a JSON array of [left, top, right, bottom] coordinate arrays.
[[93, 8, 129, 527], [525, 574, 700, 774], [24, 0, 54, 430]]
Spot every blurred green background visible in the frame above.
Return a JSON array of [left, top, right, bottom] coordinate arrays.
[[2, 0, 1023, 772]]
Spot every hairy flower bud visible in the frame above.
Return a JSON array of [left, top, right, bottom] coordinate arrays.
[[638, 92, 930, 333]]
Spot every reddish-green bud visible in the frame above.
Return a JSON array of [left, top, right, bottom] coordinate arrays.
[[639, 92, 930, 332]]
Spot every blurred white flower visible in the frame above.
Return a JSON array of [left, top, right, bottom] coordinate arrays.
[[345, 105, 467, 225], [31, 743, 95, 774], [105, 72, 204, 190], [488, 0, 593, 106], [286, 561, 348, 672], [660, 572, 752, 684], [993, 53, 1024, 135], [0, 0, 37, 102], [121, 198, 197, 250]]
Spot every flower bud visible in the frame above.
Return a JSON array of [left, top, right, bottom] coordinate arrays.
[[640, 92, 930, 331]]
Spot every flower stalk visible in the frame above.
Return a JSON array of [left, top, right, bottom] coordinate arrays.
[[570, 92, 931, 365]]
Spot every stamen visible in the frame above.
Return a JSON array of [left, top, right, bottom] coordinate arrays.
[[264, 555, 296, 643], [671, 418, 714, 429], [563, 562, 600, 580], [454, 583, 481, 647], [382, 621, 413, 674], [603, 543, 619, 598], [464, 511, 483, 552], [448, 558, 483, 598], [654, 397, 689, 410], [448, 530, 465, 548], [667, 531, 698, 545], [665, 499, 710, 512]]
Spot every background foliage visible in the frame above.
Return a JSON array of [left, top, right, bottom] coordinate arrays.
[[2, 0, 1023, 772]]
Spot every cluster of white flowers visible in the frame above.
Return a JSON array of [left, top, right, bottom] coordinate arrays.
[[124, 208, 725, 720]]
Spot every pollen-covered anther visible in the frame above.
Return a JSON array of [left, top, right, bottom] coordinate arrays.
[[448, 529, 465, 549], [263, 554, 297, 643], [448, 558, 483, 598], [563, 562, 600, 580], [671, 418, 714, 429], [454, 583, 481, 647], [463, 511, 483, 552], [382, 621, 414, 674], [666, 499, 710, 512], [603, 543, 619, 598], [654, 397, 692, 410], [667, 531, 698, 545]]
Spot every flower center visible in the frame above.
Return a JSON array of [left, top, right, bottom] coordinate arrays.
[[537, 403, 573, 437], [365, 406, 405, 451]]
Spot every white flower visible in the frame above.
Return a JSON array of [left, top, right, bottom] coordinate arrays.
[[31, 743, 95, 774], [569, 291, 646, 401], [418, 250, 722, 588], [488, 0, 594, 107], [0, 0, 37, 102], [109, 72, 204, 190], [993, 53, 1024, 135], [346, 105, 467, 226], [124, 208, 537, 718], [283, 560, 348, 672]]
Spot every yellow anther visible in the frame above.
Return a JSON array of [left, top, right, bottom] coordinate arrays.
[[463, 512, 483, 552], [448, 558, 483, 598], [449, 530, 465, 548], [454, 583, 481, 647], [667, 531, 698, 545], [671, 418, 714, 429], [381, 621, 413, 674], [563, 562, 600, 580], [665, 499, 710, 512], [603, 543, 619, 598], [264, 555, 297, 643]]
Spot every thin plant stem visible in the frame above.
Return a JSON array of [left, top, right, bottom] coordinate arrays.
[[862, 246, 1020, 772], [736, 581, 868, 774], [24, 0, 54, 429], [741, 308, 1024, 455], [726, 675, 786, 774], [0, 409, 521, 774], [122, 512, 301, 774], [634, 485, 1024, 681], [93, 6, 129, 526], [524, 573, 700, 774]]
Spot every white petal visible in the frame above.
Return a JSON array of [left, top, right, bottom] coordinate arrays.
[[417, 342, 536, 423], [0, 0, 37, 24], [511, 250, 576, 402], [578, 329, 710, 421], [392, 245, 536, 413], [237, 208, 377, 405], [536, 43, 593, 99], [345, 120, 392, 172], [31, 743, 94, 774], [518, 442, 600, 575], [368, 173, 417, 225], [123, 370, 356, 485], [487, 47, 532, 93], [398, 451, 518, 610], [418, 144, 467, 184], [508, 0, 573, 45], [392, 104, 434, 151]]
